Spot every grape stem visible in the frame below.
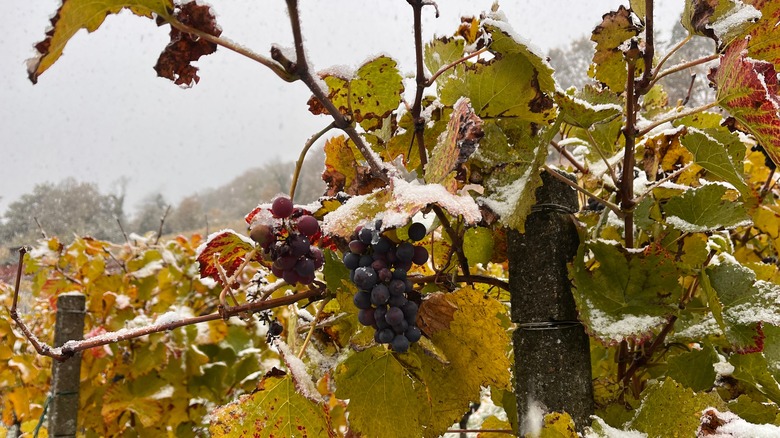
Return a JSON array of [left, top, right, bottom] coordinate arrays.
[[430, 205, 471, 278], [297, 296, 331, 358]]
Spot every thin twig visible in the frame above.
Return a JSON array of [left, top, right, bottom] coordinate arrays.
[[585, 129, 620, 186], [116, 218, 129, 244], [284, 0, 389, 182], [297, 296, 330, 358], [430, 205, 471, 278], [652, 35, 692, 79], [636, 101, 720, 137], [543, 166, 622, 215], [33, 217, 47, 239], [409, 0, 430, 171], [166, 18, 297, 82], [622, 41, 640, 249], [425, 47, 488, 87], [408, 273, 509, 291], [155, 205, 171, 245], [649, 54, 719, 89], [633, 162, 694, 204], [290, 122, 335, 201], [550, 140, 588, 174], [636, 0, 654, 94], [682, 73, 696, 106]]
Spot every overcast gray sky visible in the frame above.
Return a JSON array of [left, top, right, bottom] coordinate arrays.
[[0, 0, 684, 218]]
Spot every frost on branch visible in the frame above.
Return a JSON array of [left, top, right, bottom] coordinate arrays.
[[27, 0, 174, 83], [154, 1, 223, 87]]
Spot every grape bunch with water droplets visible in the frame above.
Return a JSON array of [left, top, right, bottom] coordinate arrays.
[[345, 220, 429, 353], [249, 195, 324, 285]]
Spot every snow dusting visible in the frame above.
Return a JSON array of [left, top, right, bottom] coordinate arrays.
[[129, 260, 164, 279], [708, 2, 761, 41], [587, 305, 666, 343], [478, 164, 535, 223], [482, 13, 548, 66], [275, 339, 321, 402], [698, 409, 780, 437], [585, 416, 647, 438], [520, 398, 545, 438]]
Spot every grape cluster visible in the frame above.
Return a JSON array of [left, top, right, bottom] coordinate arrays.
[[249, 196, 324, 285], [346, 221, 429, 353]]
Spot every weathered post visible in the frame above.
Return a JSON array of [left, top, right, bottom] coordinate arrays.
[[48, 292, 86, 437], [508, 170, 594, 432]]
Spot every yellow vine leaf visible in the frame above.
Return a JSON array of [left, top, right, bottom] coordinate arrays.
[[27, 0, 173, 83], [419, 286, 512, 437], [210, 369, 334, 438]]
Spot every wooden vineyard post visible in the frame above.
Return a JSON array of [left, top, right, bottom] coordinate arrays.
[[507, 170, 594, 432], [48, 292, 86, 437]]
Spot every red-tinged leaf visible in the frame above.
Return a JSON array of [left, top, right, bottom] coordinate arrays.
[[154, 2, 222, 87], [711, 38, 780, 167], [27, 0, 174, 83], [196, 230, 255, 283], [744, 0, 780, 68]]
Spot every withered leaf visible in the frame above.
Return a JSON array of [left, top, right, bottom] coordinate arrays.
[[154, 2, 222, 87], [417, 292, 459, 337]]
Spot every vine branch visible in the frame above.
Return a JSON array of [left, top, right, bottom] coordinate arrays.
[[290, 122, 335, 201], [636, 101, 720, 137]]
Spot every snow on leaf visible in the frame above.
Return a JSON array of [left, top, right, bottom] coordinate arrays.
[[702, 257, 780, 352], [682, 0, 760, 45], [209, 368, 334, 438], [309, 55, 404, 131], [195, 229, 255, 284], [743, 0, 780, 69], [663, 183, 751, 232], [334, 347, 429, 438], [590, 6, 643, 94], [569, 241, 683, 345], [154, 1, 222, 87], [679, 128, 752, 198], [322, 178, 480, 238], [699, 408, 780, 437], [555, 88, 622, 129], [628, 378, 726, 437], [418, 287, 511, 437], [711, 38, 780, 168], [27, 0, 173, 83], [425, 98, 483, 192]]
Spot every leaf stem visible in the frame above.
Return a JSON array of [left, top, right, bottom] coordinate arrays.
[[550, 140, 588, 174], [636, 101, 720, 137], [297, 296, 330, 358], [633, 162, 694, 204], [652, 34, 692, 80], [430, 205, 471, 278], [290, 122, 335, 201], [167, 18, 296, 82], [649, 54, 719, 89], [425, 47, 488, 87]]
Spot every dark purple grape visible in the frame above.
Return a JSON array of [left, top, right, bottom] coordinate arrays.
[[349, 240, 367, 255], [282, 269, 300, 285], [371, 284, 390, 306], [353, 267, 378, 290], [392, 268, 407, 280], [396, 242, 415, 263], [359, 255, 373, 267], [289, 235, 311, 257], [378, 268, 393, 283], [395, 260, 413, 272], [402, 301, 418, 323], [271, 196, 294, 219], [374, 305, 388, 323], [389, 294, 407, 308], [310, 247, 324, 269], [271, 264, 284, 278], [275, 255, 298, 271], [298, 274, 315, 285], [412, 246, 429, 265], [373, 236, 393, 253], [295, 258, 315, 277], [296, 215, 320, 237], [371, 259, 387, 271], [357, 308, 376, 326], [404, 279, 415, 293], [343, 252, 360, 270], [385, 306, 404, 325], [359, 227, 374, 244], [408, 222, 426, 242], [376, 328, 394, 344], [388, 279, 406, 296], [391, 334, 410, 353], [405, 326, 422, 342], [391, 320, 409, 334], [353, 291, 372, 309]]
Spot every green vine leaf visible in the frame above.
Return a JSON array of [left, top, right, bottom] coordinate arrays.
[[679, 128, 752, 199], [334, 347, 430, 438], [27, 0, 174, 83], [702, 257, 780, 352], [711, 38, 780, 168], [743, 0, 780, 69], [555, 88, 622, 130], [663, 183, 751, 232], [424, 37, 465, 75], [569, 241, 683, 345], [729, 351, 780, 404], [209, 368, 334, 438], [664, 344, 718, 392], [310, 56, 404, 131], [628, 378, 726, 436], [590, 6, 642, 93]]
